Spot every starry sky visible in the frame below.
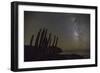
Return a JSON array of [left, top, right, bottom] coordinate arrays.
[[24, 11, 90, 57]]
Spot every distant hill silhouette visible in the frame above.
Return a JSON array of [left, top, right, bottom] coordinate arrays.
[[24, 28, 84, 62]]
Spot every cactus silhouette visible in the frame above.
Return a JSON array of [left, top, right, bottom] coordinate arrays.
[[47, 33, 52, 47], [35, 29, 41, 48], [42, 28, 48, 48], [30, 28, 59, 49], [39, 28, 45, 48], [30, 34, 34, 46], [52, 35, 56, 47], [54, 36, 58, 47]]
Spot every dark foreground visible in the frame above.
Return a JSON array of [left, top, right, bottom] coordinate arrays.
[[24, 45, 85, 62]]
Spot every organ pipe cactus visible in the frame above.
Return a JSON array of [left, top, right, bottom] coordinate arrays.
[[30, 27, 59, 49], [35, 29, 41, 48], [30, 34, 34, 46]]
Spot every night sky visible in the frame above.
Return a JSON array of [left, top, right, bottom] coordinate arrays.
[[24, 11, 90, 57]]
